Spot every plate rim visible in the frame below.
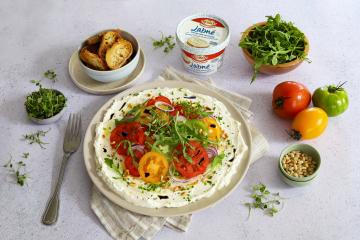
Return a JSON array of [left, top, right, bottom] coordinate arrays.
[[83, 80, 252, 216], [68, 49, 146, 95]]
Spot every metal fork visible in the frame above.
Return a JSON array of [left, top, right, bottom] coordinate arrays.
[[42, 113, 82, 225]]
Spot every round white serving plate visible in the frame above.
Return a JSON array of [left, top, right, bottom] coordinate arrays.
[[68, 49, 145, 95], [83, 80, 252, 216]]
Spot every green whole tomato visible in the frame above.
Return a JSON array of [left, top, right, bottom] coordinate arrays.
[[312, 82, 349, 117]]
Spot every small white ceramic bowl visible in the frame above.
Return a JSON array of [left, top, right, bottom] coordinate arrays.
[[78, 29, 140, 83], [29, 105, 66, 124]]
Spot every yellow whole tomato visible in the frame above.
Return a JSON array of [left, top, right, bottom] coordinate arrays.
[[289, 107, 328, 140]]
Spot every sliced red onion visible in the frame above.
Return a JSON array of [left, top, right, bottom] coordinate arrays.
[[155, 101, 174, 112], [206, 146, 218, 159], [176, 115, 187, 122], [125, 113, 135, 119], [168, 164, 191, 183], [131, 144, 146, 154]]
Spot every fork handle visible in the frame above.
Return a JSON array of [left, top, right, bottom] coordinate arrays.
[[42, 153, 71, 225]]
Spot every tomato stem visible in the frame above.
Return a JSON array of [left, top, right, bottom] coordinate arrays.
[[286, 129, 302, 140], [329, 81, 347, 93], [274, 97, 291, 109]]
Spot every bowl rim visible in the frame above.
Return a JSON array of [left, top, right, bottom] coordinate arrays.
[[240, 21, 310, 68], [278, 164, 316, 183], [279, 143, 321, 182], [78, 28, 140, 73]]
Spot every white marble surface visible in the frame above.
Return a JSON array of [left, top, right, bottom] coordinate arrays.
[[1, 0, 359, 239]]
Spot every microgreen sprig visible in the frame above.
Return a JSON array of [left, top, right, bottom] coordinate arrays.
[[152, 33, 176, 53], [3, 155, 30, 186], [43, 69, 57, 82], [23, 129, 50, 149], [244, 183, 284, 218]]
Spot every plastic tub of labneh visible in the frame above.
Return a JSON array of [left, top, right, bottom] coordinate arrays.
[[176, 13, 230, 75]]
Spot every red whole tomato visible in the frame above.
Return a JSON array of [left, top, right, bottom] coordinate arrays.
[[124, 149, 146, 177], [110, 122, 145, 155], [173, 141, 209, 179], [169, 104, 184, 116], [272, 81, 311, 119], [146, 96, 172, 107]]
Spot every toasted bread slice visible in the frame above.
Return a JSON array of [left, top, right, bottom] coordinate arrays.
[[105, 38, 133, 70], [86, 43, 100, 54], [85, 33, 103, 45], [98, 31, 120, 59], [79, 46, 108, 70]]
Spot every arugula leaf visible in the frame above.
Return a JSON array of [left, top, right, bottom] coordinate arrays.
[[104, 158, 113, 168], [211, 153, 225, 169], [104, 157, 123, 176], [177, 101, 213, 118], [115, 105, 142, 125], [239, 14, 309, 83]]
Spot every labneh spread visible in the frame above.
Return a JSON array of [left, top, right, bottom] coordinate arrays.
[[176, 14, 230, 75]]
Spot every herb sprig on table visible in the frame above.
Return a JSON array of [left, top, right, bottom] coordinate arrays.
[[43, 69, 57, 82], [152, 33, 176, 53], [244, 183, 283, 218], [3, 154, 30, 186], [23, 129, 50, 149], [239, 14, 309, 83]]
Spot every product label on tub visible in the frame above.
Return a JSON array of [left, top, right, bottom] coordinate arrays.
[[181, 49, 225, 75], [179, 17, 228, 48]]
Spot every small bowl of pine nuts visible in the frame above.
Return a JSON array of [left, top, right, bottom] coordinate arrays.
[[279, 144, 321, 187]]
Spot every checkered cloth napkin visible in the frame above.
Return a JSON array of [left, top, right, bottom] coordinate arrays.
[[90, 67, 269, 240]]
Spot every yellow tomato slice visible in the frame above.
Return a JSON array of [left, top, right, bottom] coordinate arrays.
[[138, 107, 169, 125], [202, 117, 222, 141], [138, 151, 169, 183]]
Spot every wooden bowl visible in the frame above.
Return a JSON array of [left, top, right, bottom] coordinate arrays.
[[240, 22, 310, 75]]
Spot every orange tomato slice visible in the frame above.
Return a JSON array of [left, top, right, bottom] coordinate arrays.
[[138, 151, 169, 183]]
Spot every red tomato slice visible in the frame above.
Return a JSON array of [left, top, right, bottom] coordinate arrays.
[[146, 96, 172, 107], [110, 122, 145, 155], [173, 141, 209, 179], [169, 104, 184, 116], [124, 149, 146, 177]]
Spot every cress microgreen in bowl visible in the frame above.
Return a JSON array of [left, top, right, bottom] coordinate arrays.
[[25, 80, 67, 122], [239, 14, 310, 83]]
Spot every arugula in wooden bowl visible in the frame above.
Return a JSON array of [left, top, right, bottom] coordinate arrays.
[[239, 14, 310, 83]]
